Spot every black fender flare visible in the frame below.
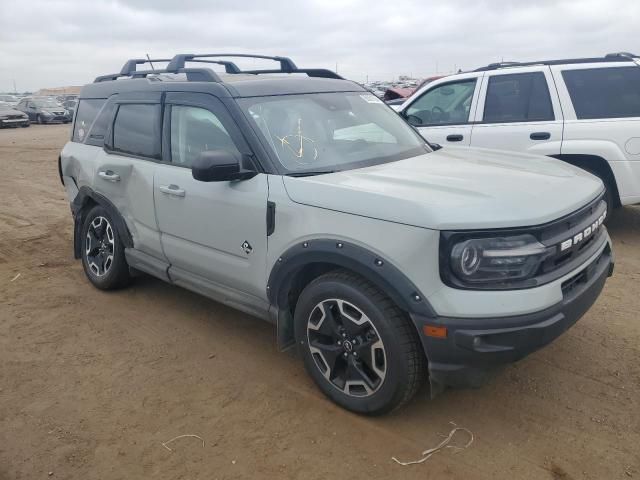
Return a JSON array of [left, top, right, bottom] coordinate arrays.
[[267, 239, 436, 349], [71, 186, 133, 259]]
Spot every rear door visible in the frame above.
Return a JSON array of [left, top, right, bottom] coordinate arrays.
[[470, 67, 563, 155], [154, 93, 269, 314], [552, 62, 640, 204], [400, 73, 482, 146], [94, 95, 165, 260]]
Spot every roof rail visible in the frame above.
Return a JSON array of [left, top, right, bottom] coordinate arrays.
[[93, 53, 344, 83], [605, 51, 638, 59], [166, 53, 343, 78], [94, 67, 221, 83], [474, 53, 639, 72], [166, 53, 299, 73], [120, 58, 173, 75]]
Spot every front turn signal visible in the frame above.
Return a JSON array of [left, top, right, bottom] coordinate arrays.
[[423, 325, 447, 339]]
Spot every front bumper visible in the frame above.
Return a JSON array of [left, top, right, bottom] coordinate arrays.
[[41, 115, 71, 123], [412, 244, 613, 393], [1, 118, 29, 127]]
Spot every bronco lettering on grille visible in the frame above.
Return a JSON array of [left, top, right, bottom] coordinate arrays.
[[560, 211, 606, 252]]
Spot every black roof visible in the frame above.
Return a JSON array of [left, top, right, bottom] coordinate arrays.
[[81, 53, 362, 99]]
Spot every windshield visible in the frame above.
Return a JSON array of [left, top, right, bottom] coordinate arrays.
[[33, 98, 61, 108], [238, 92, 430, 174], [0, 102, 13, 110]]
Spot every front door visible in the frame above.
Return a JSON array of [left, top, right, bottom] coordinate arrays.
[[154, 93, 269, 314], [401, 74, 482, 146]]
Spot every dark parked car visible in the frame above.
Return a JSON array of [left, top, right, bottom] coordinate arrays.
[[0, 102, 30, 128], [16, 97, 71, 124]]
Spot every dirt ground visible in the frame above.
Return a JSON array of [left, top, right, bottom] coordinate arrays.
[[0, 124, 638, 480]]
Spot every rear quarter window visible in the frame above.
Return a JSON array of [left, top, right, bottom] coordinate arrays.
[[562, 67, 640, 119], [112, 104, 161, 159], [72, 99, 106, 142]]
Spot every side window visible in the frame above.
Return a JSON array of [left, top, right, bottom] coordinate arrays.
[[562, 67, 640, 119], [170, 105, 241, 167], [483, 72, 554, 123], [85, 103, 115, 147], [406, 79, 476, 126], [72, 99, 106, 142], [112, 104, 161, 159]]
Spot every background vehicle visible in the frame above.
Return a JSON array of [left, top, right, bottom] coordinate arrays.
[[0, 101, 30, 128], [16, 96, 71, 124], [397, 53, 640, 213], [62, 99, 77, 118], [386, 76, 445, 108], [60, 53, 613, 415], [0, 94, 19, 106]]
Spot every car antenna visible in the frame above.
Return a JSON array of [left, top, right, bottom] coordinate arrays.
[[146, 53, 155, 71]]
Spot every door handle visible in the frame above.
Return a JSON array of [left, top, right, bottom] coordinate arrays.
[[530, 132, 551, 140], [446, 134, 464, 142], [98, 170, 121, 182], [159, 184, 186, 197]]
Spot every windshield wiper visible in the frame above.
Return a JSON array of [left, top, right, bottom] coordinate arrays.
[[286, 170, 338, 177]]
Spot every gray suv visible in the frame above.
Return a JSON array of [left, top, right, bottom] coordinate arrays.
[[59, 54, 614, 415]]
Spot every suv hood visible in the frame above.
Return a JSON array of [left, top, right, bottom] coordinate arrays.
[[282, 147, 604, 230]]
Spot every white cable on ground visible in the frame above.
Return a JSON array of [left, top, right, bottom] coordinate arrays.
[[392, 425, 474, 466], [161, 434, 205, 452]]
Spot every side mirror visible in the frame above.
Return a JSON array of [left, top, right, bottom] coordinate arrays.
[[192, 150, 255, 182]]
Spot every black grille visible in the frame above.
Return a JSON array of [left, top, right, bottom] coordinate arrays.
[[536, 194, 607, 277]]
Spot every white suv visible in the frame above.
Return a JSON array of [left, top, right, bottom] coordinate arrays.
[[398, 53, 640, 213]]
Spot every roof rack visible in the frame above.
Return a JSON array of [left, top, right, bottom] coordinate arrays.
[[474, 52, 639, 72], [94, 53, 343, 83], [166, 53, 298, 73]]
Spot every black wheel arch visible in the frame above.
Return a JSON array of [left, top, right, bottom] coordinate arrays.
[[551, 154, 621, 207], [71, 186, 133, 259], [267, 239, 435, 350]]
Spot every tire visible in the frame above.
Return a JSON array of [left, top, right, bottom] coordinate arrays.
[[80, 205, 131, 290], [294, 270, 427, 415], [36, 114, 43, 124]]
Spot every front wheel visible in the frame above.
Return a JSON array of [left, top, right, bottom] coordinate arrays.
[[294, 270, 427, 415]]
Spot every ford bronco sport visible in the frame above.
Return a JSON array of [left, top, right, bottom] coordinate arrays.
[[398, 52, 640, 216], [59, 54, 614, 415]]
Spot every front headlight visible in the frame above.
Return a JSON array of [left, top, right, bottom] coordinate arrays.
[[447, 234, 554, 287]]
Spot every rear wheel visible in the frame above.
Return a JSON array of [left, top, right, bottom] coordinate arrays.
[[36, 114, 43, 124], [80, 205, 131, 290], [294, 270, 426, 415]]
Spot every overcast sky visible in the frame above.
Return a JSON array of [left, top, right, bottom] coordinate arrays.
[[0, 0, 638, 92]]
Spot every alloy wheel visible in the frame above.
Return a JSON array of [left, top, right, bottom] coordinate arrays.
[[307, 298, 387, 397], [85, 216, 115, 277]]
